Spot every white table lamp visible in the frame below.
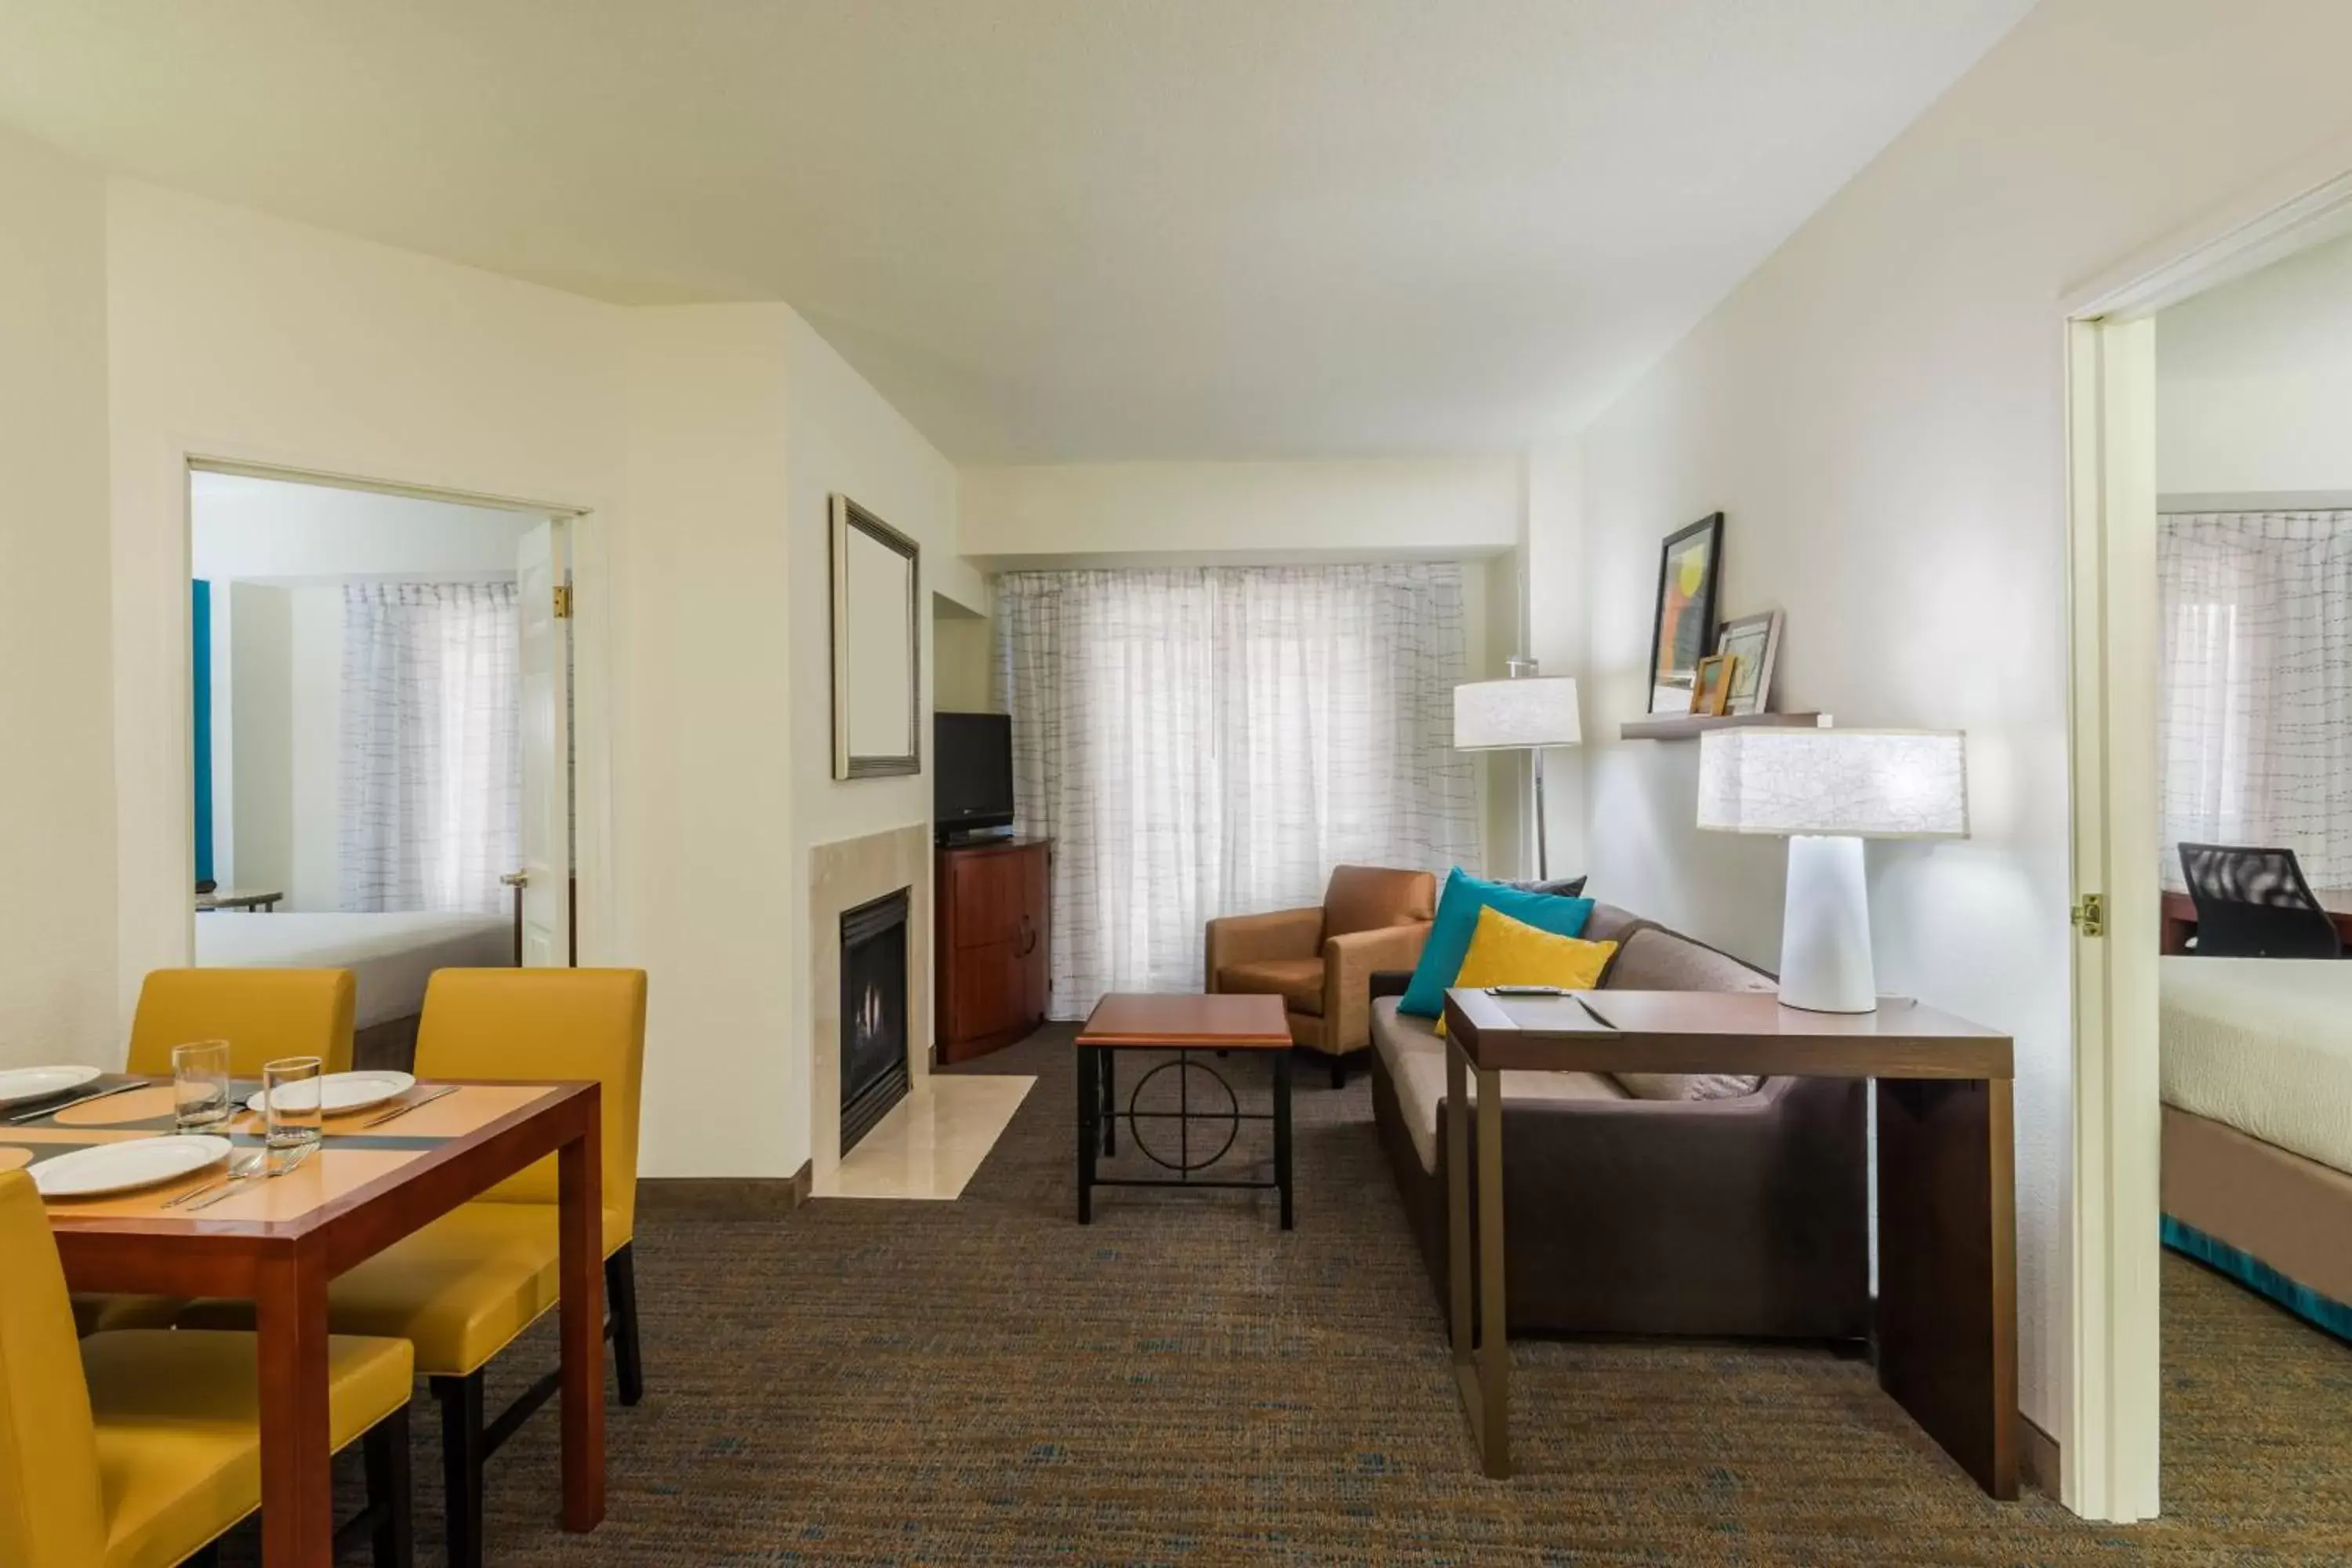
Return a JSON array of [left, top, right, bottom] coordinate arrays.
[[1454, 660, 1581, 879], [1696, 728, 1969, 1013]]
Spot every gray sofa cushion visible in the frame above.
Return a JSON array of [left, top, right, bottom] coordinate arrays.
[[1504, 875, 1588, 899], [1603, 927, 1774, 1101], [1370, 997, 1628, 1174]]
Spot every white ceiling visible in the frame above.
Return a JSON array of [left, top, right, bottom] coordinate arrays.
[[0, 2, 2033, 463]]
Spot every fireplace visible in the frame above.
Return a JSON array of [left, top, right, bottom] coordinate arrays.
[[839, 887, 912, 1156]]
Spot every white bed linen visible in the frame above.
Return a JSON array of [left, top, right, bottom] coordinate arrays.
[[195, 912, 513, 1029], [2161, 955, 2352, 1175]]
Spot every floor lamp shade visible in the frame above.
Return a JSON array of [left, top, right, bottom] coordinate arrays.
[[1453, 677, 1582, 751], [1697, 729, 1969, 1012], [1454, 676, 1581, 880]]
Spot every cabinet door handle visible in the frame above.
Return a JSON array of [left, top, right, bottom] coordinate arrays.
[[1018, 913, 1036, 956]]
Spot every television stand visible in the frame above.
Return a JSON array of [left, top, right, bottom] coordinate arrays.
[[937, 825, 1017, 849], [935, 837, 1051, 1062]]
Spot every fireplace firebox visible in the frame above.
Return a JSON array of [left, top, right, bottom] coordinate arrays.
[[839, 887, 912, 1156]]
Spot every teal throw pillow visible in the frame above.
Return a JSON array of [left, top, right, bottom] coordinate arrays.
[[1398, 869, 1596, 1018]]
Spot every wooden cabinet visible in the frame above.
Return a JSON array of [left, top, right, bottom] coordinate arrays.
[[935, 837, 1051, 1064]]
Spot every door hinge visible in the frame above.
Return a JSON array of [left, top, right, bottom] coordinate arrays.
[[552, 583, 572, 620], [2071, 893, 2106, 938]]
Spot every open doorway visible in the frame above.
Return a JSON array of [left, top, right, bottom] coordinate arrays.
[[187, 466, 579, 1068], [2067, 168, 2352, 1522]]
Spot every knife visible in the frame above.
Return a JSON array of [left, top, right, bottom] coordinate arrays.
[[9, 1080, 147, 1124], [359, 1084, 458, 1128]]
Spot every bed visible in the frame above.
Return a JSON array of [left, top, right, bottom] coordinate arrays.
[[2161, 955, 2352, 1338], [194, 911, 514, 1068]]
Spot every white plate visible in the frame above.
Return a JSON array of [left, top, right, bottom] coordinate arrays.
[[245, 1069, 416, 1117], [32, 1134, 232, 1199], [0, 1064, 102, 1107]]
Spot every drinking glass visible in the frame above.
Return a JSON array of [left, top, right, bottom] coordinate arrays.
[[261, 1055, 325, 1151], [172, 1040, 233, 1131]]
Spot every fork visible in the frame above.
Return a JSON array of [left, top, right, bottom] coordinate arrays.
[[165, 1149, 270, 1209], [183, 1143, 314, 1212]]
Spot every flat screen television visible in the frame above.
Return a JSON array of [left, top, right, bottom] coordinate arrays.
[[934, 711, 1015, 841]]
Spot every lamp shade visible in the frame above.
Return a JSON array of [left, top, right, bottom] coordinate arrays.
[[1454, 676, 1581, 750], [1696, 728, 1969, 840]]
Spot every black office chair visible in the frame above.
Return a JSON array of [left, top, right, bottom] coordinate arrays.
[[2177, 843, 2344, 958]]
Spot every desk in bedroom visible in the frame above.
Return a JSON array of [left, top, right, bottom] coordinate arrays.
[[2160, 887, 2352, 953], [1439, 987, 2016, 1497]]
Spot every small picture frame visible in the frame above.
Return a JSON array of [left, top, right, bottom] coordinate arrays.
[[1713, 610, 1782, 717], [1690, 653, 1735, 717]]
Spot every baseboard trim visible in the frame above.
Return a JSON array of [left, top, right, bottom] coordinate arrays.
[[637, 1164, 813, 1216], [2020, 1412, 2061, 1498]]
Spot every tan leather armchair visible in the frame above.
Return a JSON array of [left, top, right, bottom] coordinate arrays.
[[1206, 865, 1437, 1083]]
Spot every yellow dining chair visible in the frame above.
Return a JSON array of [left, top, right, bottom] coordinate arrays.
[[0, 1171, 416, 1568], [72, 967, 361, 1339], [305, 967, 643, 1568], [126, 966, 358, 1077]]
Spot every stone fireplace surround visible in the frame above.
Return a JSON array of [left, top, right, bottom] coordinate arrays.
[[809, 822, 934, 1187]]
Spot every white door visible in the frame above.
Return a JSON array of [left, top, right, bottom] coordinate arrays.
[[514, 518, 572, 967], [2063, 316, 2162, 1522]]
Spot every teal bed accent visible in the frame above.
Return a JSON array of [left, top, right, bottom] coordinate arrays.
[[2162, 1214, 2352, 1342]]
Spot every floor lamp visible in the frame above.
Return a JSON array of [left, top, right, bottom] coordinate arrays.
[[1454, 659, 1582, 880]]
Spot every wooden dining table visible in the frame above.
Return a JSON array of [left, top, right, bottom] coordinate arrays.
[[5, 1076, 606, 1566]]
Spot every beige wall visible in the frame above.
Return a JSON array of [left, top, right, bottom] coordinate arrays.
[[932, 600, 996, 713], [0, 125, 115, 1069], [2158, 226, 2352, 498], [1557, 0, 2352, 1436], [94, 178, 982, 1178], [226, 583, 293, 898], [959, 457, 1521, 564], [616, 304, 804, 1178]]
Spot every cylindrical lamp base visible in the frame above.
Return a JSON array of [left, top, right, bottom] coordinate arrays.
[[1778, 833, 1878, 1014]]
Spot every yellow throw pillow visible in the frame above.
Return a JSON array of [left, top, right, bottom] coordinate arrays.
[[1436, 904, 1618, 1036]]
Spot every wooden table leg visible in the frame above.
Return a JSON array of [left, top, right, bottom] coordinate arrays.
[[256, 1243, 334, 1566], [557, 1112, 608, 1534], [1445, 1042, 1511, 1477], [1076, 1044, 1098, 1223], [1272, 1049, 1294, 1230], [1875, 1076, 2018, 1497]]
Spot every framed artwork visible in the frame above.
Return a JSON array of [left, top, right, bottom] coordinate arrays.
[[830, 495, 922, 779], [1646, 512, 1726, 713], [1690, 653, 1735, 716], [1714, 609, 1783, 717]]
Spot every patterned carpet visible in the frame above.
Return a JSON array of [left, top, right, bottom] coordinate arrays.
[[228, 1025, 2352, 1565]]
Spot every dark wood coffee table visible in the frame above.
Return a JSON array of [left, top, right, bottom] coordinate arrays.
[[1074, 993, 1295, 1228]]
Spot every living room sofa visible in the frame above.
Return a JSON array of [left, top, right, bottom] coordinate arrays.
[[1369, 900, 1870, 1341]]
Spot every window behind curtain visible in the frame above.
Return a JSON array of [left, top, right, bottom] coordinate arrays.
[[338, 582, 521, 913], [2158, 510, 2352, 889], [998, 563, 1476, 1014]]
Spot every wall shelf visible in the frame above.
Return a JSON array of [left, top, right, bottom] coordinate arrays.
[[1618, 711, 1828, 742]]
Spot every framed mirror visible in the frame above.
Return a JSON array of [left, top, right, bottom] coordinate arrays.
[[830, 495, 922, 779]]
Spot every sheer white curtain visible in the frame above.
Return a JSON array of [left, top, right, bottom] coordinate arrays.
[[999, 564, 1477, 1014], [339, 583, 521, 913], [2158, 510, 2352, 888]]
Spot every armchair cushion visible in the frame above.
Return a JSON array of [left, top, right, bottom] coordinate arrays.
[[1204, 906, 1325, 986], [1216, 957, 1326, 1015], [1323, 866, 1437, 939]]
